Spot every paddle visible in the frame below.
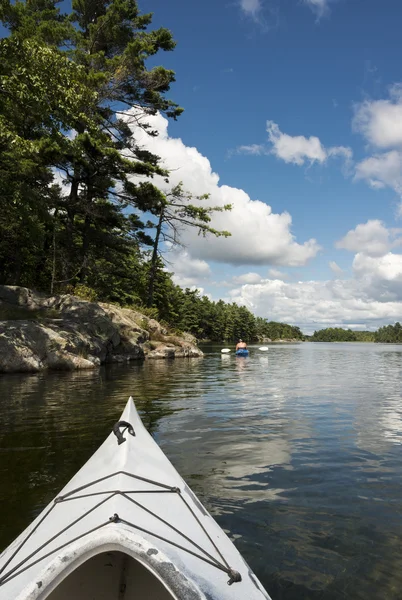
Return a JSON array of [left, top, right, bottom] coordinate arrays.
[[221, 347, 269, 353]]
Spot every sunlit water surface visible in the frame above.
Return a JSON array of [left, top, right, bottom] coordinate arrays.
[[1, 342, 402, 599]]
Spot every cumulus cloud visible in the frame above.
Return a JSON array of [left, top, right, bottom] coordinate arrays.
[[353, 251, 402, 281], [232, 272, 262, 284], [234, 121, 352, 168], [353, 85, 402, 150], [228, 267, 402, 333], [167, 249, 211, 288], [352, 252, 402, 302], [354, 86, 402, 197], [329, 261, 343, 275], [127, 111, 320, 267], [266, 121, 327, 165], [335, 220, 401, 257], [266, 121, 352, 166], [268, 268, 289, 280], [355, 150, 402, 196], [227, 221, 402, 331]]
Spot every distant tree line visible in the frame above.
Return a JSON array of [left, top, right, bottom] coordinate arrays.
[[308, 328, 373, 342], [255, 318, 304, 341], [374, 322, 402, 343], [151, 288, 304, 342], [308, 325, 402, 343]]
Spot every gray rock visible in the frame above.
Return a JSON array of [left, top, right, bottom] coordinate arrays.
[[146, 342, 203, 360], [0, 285, 202, 372]]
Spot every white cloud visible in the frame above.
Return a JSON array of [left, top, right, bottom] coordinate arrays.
[[353, 252, 402, 282], [233, 121, 352, 168], [352, 252, 402, 302], [266, 121, 326, 165], [52, 169, 71, 196], [227, 221, 402, 331], [329, 261, 343, 275], [353, 87, 402, 198], [127, 111, 320, 267], [167, 249, 211, 288], [353, 252, 402, 298], [228, 270, 402, 333], [355, 150, 402, 196], [232, 272, 262, 284], [234, 144, 266, 156], [353, 85, 402, 150], [304, 0, 329, 18], [335, 220, 399, 257], [239, 0, 262, 19], [266, 121, 352, 166], [268, 268, 288, 280]]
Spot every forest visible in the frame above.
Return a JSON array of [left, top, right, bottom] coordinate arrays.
[[0, 0, 306, 343]]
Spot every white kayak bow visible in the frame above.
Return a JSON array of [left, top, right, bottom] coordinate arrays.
[[0, 398, 271, 600]]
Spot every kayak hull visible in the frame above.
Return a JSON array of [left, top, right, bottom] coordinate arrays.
[[0, 398, 271, 600]]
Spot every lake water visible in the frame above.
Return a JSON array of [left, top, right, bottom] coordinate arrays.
[[1, 342, 402, 599]]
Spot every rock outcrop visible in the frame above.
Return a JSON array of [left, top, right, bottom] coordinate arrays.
[[0, 286, 203, 373]]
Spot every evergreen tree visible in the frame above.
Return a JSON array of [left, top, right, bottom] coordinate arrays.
[[145, 182, 231, 306]]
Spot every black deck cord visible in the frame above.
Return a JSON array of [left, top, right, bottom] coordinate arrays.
[[113, 421, 135, 445], [0, 494, 115, 586], [0, 420, 242, 588], [120, 493, 223, 569], [110, 514, 241, 586]]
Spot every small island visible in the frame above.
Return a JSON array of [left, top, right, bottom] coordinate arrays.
[[306, 324, 402, 343]]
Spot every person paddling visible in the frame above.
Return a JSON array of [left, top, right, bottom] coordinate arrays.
[[236, 339, 247, 351]]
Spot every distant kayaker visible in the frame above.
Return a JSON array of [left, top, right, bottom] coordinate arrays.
[[236, 339, 247, 351]]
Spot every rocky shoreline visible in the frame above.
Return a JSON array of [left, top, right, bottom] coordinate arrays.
[[0, 286, 203, 373]]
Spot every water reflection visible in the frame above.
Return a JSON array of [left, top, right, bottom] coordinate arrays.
[[1, 343, 402, 599]]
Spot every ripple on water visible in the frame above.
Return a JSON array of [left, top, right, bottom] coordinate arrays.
[[1, 343, 402, 599]]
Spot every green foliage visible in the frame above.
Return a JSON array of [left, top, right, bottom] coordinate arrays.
[[0, 0, 182, 296], [354, 330, 375, 342], [151, 287, 258, 342], [0, 0, 303, 345], [309, 328, 375, 342], [374, 322, 402, 343], [144, 182, 232, 307], [68, 284, 98, 302], [255, 318, 304, 341]]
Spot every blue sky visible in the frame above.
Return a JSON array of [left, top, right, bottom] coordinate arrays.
[[6, 0, 402, 331], [129, 0, 402, 331]]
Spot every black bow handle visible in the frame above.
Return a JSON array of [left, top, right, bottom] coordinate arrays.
[[113, 420, 135, 445]]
